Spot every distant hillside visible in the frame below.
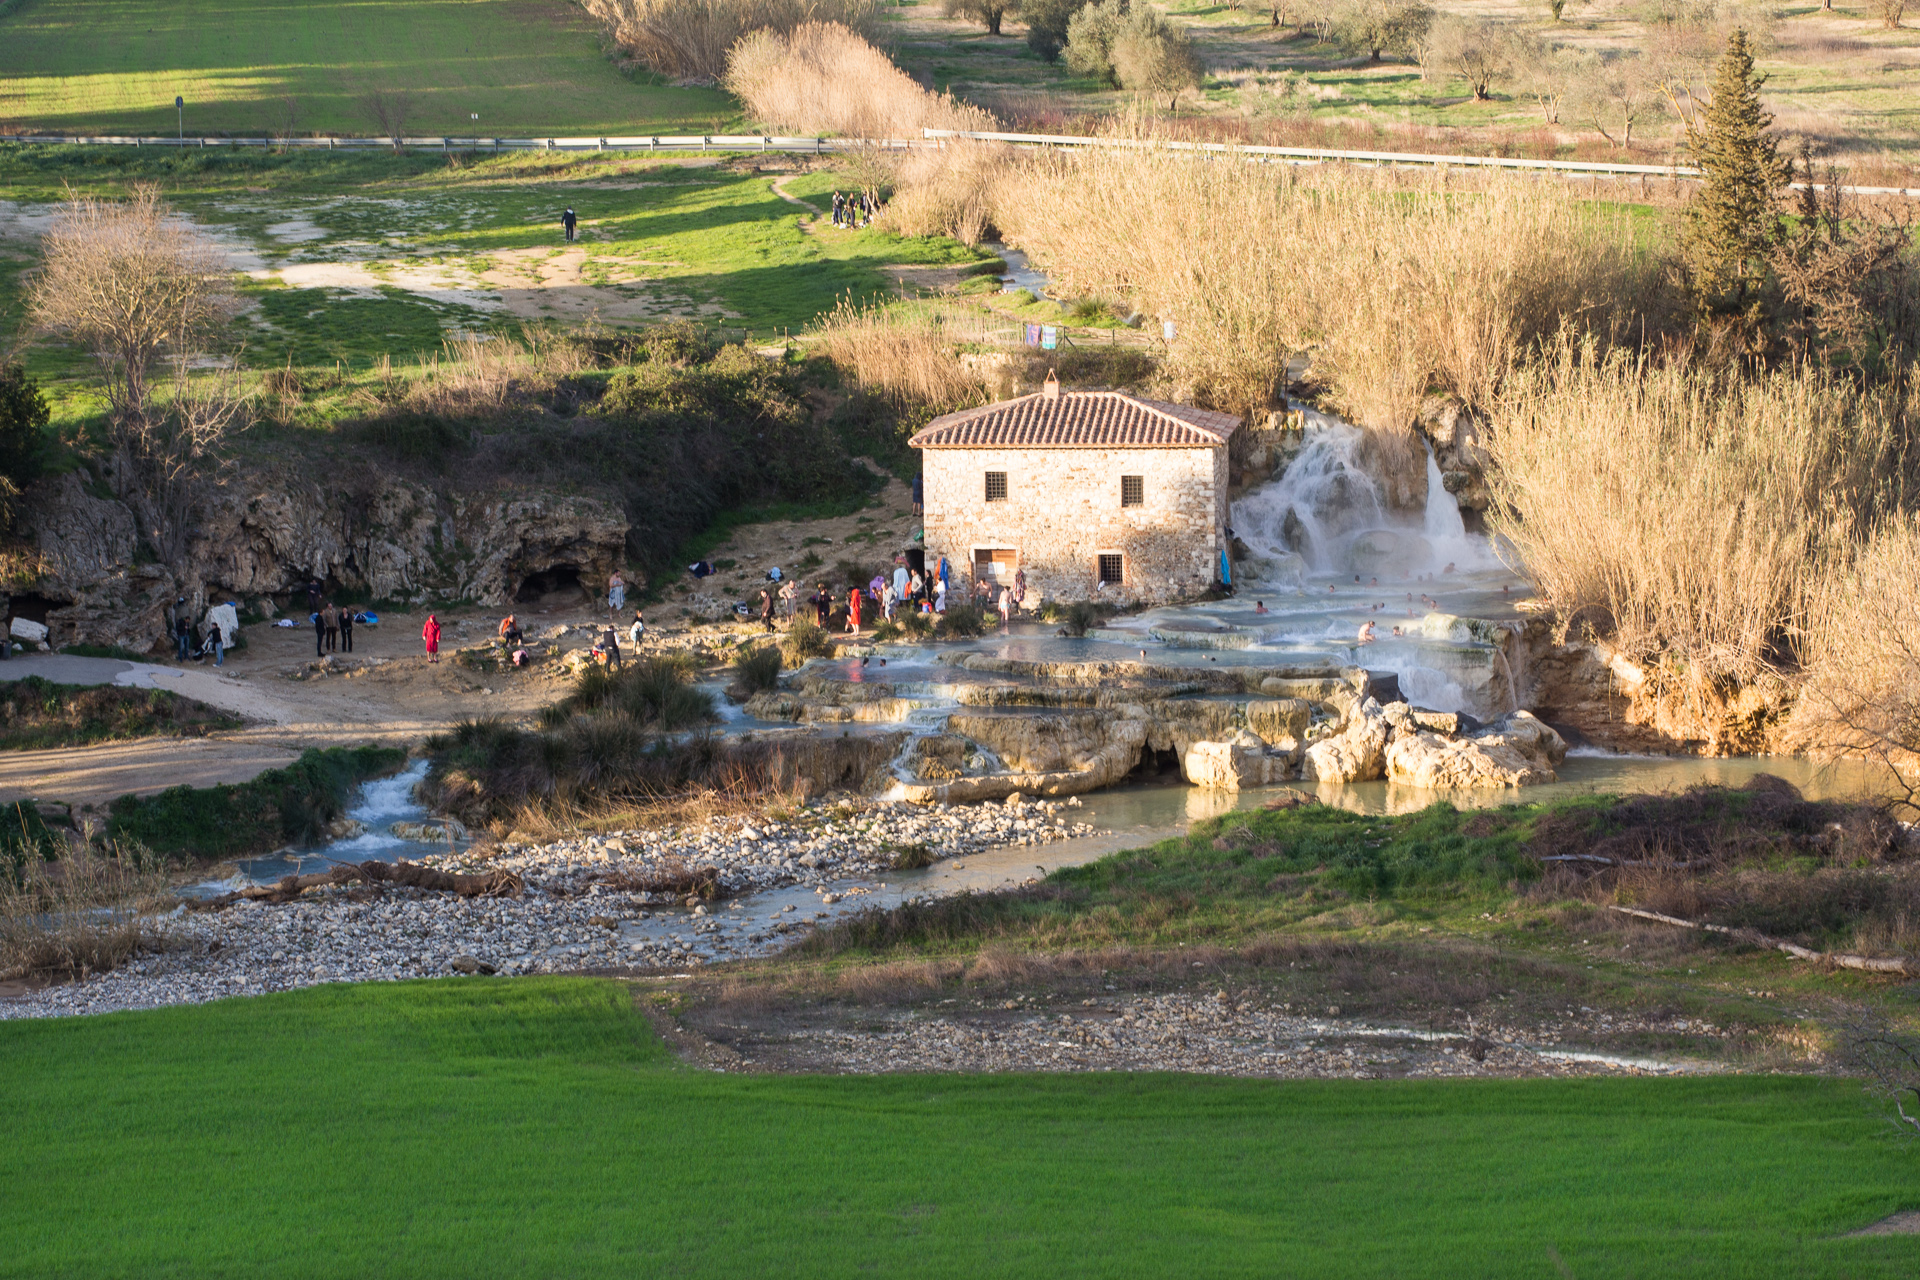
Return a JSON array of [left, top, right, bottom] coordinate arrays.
[[0, 0, 740, 136]]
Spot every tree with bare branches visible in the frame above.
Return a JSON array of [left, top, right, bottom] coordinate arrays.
[[1871, 0, 1905, 29], [359, 88, 413, 151], [26, 186, 246, 562]]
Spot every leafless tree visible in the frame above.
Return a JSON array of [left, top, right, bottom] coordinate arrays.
[[1871, 0, 1906, 29], [359, 88, 413, 150], [1574, 51, 1653, 147], [25, 186, 247, 562], [1427, 14, 1514, 100], [270, 95, 301, 146], [1512, 35, 1585, 124], [27, 186, 236, 434], [1845, 1013, 1920, 1137]]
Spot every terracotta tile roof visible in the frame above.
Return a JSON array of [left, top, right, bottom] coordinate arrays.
[[909, 390, 1241, 450]]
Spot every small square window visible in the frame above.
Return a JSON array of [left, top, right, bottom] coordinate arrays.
[[1097, 553, 1124, 585], [1121, 475, 1144, 507], [985, 471, 1008, 502]]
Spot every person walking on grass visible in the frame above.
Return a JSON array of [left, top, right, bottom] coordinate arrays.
[[562, 207, 578, 243], [339, 607, 355, 654], [312, 604, 327, 658], [423, 613, 442, 664]]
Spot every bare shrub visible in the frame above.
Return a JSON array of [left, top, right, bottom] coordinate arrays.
[[28, 186, 237, 431], [0, 848, 169, 980], [813, 297, 990, 411], [27, 187, 247, 562], [1484, 340, 1914, 686], [359, 88, 413, 149], [591, 0, 881, 83], [881, 140, 1010, 245], [994, 139, 1658, 434], [1790, 512, 1920, 787], [724, 22, 995, 137]]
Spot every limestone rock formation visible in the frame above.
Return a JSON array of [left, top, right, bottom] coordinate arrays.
[[1303, 697, 1392, 783], [1183, 730, 1291, 791], [1385, 710, 1567, 789], [12, 464, 629, 649]]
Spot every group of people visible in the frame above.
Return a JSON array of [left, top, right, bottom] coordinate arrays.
[[745, 558, 1027, 635], [311, 602, 356, 657], [165, 597, 238, 667], [829, 190, 881, 228]]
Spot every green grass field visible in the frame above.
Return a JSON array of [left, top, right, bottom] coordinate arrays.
[[0, 0, 736, 136], [1, 978, 1916, 1278]]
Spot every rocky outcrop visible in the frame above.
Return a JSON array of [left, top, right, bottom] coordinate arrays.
[[1385, 711, 1567, 789], [1303, 698, 1393, 783], [11, 464, 629, 650], [1183, 729, 1296, 791], [1418, 395, 1492, 529]]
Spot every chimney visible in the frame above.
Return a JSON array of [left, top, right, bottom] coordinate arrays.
[[1041, 369, 1060, 401]]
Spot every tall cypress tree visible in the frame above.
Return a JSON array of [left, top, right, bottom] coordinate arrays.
[[1681, 29, 1789, 317]]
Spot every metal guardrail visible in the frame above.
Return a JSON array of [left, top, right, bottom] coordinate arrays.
[[4, 128, 1915, 197], [0, 132, 921, 154], [920, 128, 1920, 199]]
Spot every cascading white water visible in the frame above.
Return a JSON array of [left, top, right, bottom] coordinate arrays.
[[1231, 411, 1386, 574], [1420, 440, 1497, 572]]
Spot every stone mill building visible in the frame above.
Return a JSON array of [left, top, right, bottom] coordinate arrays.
[[910, 376, 1241, 605]]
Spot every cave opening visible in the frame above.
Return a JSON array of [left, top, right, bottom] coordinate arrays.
[[515, 564, 586, 606]]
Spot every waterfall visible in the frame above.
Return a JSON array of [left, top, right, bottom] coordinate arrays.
[[1231, 411, 1386, 573]]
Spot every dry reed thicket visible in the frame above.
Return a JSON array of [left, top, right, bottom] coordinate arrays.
[[812, 296, 989, 412], [1787, 514, 1920, 777], [582, 0, 879, 81], [1484, 341, 1916, 689], [993, 139, 1663, 434], [0, 848, 169, 980], [726, 24, 1006, 243], [725, 23, 993, 138]]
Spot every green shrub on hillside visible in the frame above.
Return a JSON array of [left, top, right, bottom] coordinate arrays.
[[0, 676, 240, 751]]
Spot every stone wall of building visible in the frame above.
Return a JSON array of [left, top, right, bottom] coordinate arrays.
[[921, 444, 1227, 605]]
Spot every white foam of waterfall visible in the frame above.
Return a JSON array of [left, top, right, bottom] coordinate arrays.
[[1231, 411, 1385, 573], [1420, 440, 1497, 572]]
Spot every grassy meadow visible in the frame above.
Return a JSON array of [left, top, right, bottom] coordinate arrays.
[[0, 977, 1915, 1278], [0, 146, 995, 425], [0, 0, 737, 136]]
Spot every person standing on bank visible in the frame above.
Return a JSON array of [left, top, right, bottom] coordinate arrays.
[[339, 607, 355, 654], [312, 604, 327, 658], [323, 601, 339, 653], [423, 613, 442, 664], [562, 207, 578, 243]]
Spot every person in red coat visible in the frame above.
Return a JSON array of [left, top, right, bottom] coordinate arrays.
[[847, 586, 862, 634], [423, 613, 442, 664]]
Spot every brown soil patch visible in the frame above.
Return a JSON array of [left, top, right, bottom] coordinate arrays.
[[1847, 1210, 1920, 1237]]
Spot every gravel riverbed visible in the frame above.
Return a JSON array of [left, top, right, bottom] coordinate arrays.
[[731, 990, 1731, 1078], [1, 796, 1096, 1021]]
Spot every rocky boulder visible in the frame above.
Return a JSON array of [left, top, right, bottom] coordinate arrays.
[[1246, 698, 1311, 746], [1183, 730, 1290, 791], [1303, 697, 1392, 783], [1385, 710, 1567, 789]]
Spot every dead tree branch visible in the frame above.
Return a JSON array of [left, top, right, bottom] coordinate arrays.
[[1607, 903, 1917, 974]]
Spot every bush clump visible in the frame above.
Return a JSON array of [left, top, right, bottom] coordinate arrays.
[[734, 645, 784, 694], [0, 676, 240, 752], [783, 617, 834, 665], [937, 601, 988, 638]]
